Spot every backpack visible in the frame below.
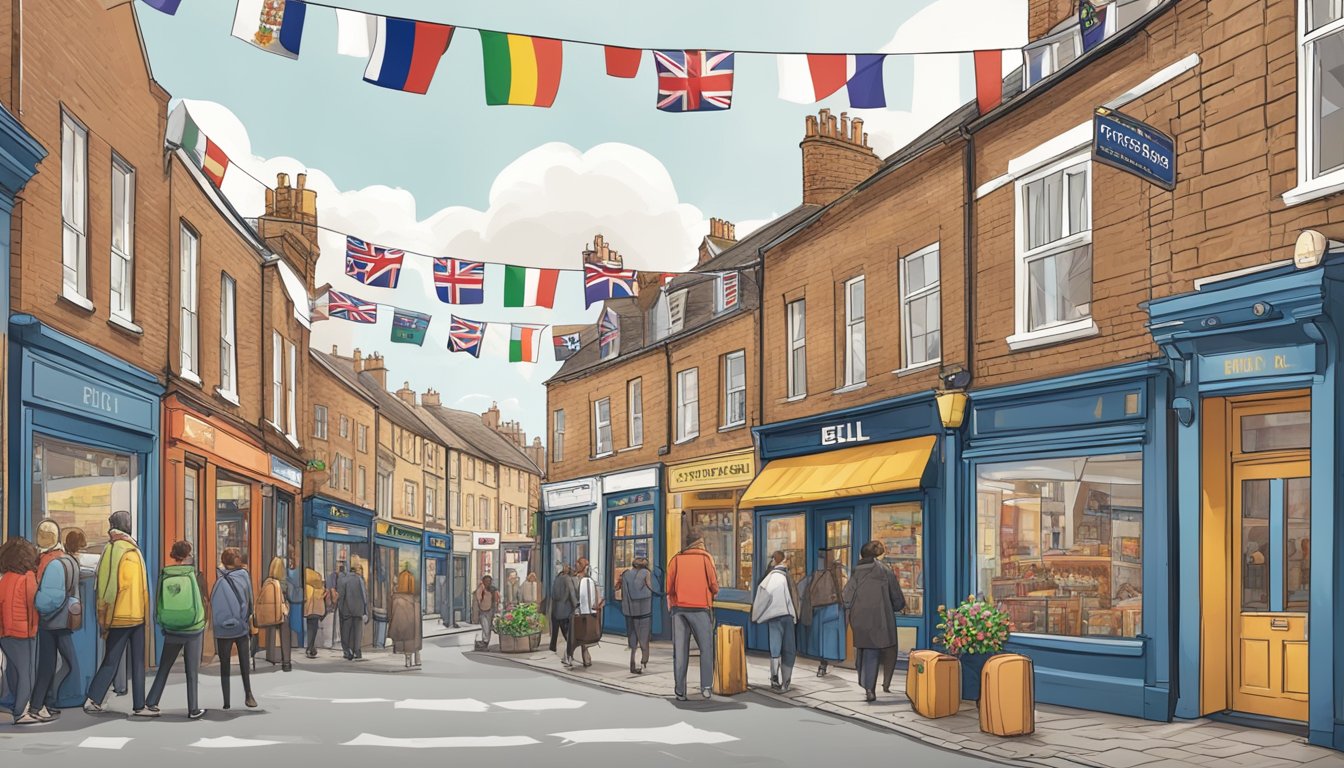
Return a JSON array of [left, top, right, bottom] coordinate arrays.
[[211, 570, 251, 636], [158, 569, 205, 633], [256, 579, 288, 627], [808, 569, 840, 608]]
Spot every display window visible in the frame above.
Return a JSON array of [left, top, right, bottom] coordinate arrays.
[[764, 514, 806, 586], [611, 510, 653, 600], [31, 436, 139, 562], [215, 471, 252, 568], [550, 516, 589, 576], [871, 502, 924, 616], [684, 490, 752, 590]]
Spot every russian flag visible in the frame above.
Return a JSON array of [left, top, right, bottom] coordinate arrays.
[[778, 54, 886, 108], [363, 16, 455, 94]]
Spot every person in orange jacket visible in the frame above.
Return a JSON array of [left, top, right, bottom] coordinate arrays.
[[0, 537, 40, 725], [666, 529, 719, 701]]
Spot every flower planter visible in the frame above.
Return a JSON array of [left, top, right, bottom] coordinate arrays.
[[498, 633, 541, 654], [959, 651, 996, 701]]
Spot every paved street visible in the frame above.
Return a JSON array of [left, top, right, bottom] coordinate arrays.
[[0, 635, 1000, 767]]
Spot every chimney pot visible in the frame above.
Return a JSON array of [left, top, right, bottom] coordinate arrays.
[[851, 117, 864, 144], [805, 114, 818, 137], [297, 173, 307, 189], [277, 172, 289, 188], [840, 112, 850, 140], [331, 344, 338, 354]]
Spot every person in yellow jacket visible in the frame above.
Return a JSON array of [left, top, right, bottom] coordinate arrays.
[[257, 557, 292, 671], [83, 511, 150, 717], [302, 567, 325, 658]]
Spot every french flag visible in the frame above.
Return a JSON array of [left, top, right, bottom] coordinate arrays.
[[778, 54, 887, 108], [363, 16, 455, 94]]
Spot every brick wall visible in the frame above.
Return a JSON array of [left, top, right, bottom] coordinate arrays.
[[802, 109, 882, 206], [1030, 0, 1077, 40], [545, 348, 668, 482], [306, 355, 377, 511], [666, 312, 757, 464]]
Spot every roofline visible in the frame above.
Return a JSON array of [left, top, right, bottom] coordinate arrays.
[[422, 404, 541, 473], [308, 349, 380, 408], [172, 149, 270, 259]]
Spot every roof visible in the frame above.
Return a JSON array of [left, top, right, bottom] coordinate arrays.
[[309, 349, 378, 407], [424, 406, 540, 474]]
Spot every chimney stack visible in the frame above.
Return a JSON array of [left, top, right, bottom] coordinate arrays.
[[699, 218, 739, 265], [482, 402, 501, 430], [582, 234, 623, 267], [352, 348, 363, 370], [259, 170, 321, 288], [421, 388, 441, 408], [801, 108, 881, 206], [362, 351, 387, 388], [396, 381, 418, 407]]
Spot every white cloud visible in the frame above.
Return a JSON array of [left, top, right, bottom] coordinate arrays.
[[454, 394, 522, 414]]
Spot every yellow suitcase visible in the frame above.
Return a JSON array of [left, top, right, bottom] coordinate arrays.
[[906, 649, 961, 718], [979, 653, 1035, 736], [713, 624, 748, 695]]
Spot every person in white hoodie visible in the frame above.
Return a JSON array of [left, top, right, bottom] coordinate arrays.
[[751, 551, 801, 692]]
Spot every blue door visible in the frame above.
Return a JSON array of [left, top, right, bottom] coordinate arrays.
[[604, 506, 660, 636]]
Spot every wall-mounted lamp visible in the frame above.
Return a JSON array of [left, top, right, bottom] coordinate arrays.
[[1295, 229, 1327, 269], [937, 391, 969, 429], [1172, 397, 1194, 427]]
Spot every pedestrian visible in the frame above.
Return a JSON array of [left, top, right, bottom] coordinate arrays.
[[83, 510, 149, 717], [751, 551, 800, 692], [257, 557, 292, 672], [388, 569, 421, 668], [503, 569, 522, 611], [620, 557, 654, 674], [285, 548, 303, 657], [666, 530, 718, 701], [568, 558, 602, 668], [30, 520, 79, 722], [302, 566, 325, 658], [798, 548, 847, 677], [548, 564, 577, 658], [145, 540, 207, 719], [0, 537, 40, 725], [842, 541, 906, 702], [210, 547, 256, 710], [472, 575, 499, 650], [337, 561, 368, 660], [522, 571, 542, 609], [324, 562, 343, 651]]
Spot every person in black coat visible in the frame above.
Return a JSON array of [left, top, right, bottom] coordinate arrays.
[[842, 541, 906, 702], [548, 564, 578, 658]]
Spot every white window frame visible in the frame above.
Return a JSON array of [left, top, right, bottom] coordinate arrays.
[[667, 290, 688, 334], [313, 404, 329, 440], [285, 340, 298, 442], [60, 112, 89, 304], [504, 502, 514, 534], [899, 243, 942, 372], [404, 480, 417, 519], [628, 378, 644, 448], [553, 409, 565, 463], [593, 398, 613, 457], [1008, 153, 1099, 351], [358, 424, 368, 453], [218, 273, 238, 400], [1288, 0, 1344, 205], [178, 223, 200, 382], [723, 350, 746, 428], [271, 331, 284, 427], [843, 276, 866, 387], [377, 471, 393, 519], [676, 367, 699, 443], [480, 497, 491, 530], [716, 271, 739, 313], [786, 299, 807, 399], [109, 156, 135, 322]]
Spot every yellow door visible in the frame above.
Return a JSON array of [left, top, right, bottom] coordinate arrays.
[[1230, 460, 1311, 721]]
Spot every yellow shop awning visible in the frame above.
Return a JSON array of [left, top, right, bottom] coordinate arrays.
[[739, 435, 937, 508]]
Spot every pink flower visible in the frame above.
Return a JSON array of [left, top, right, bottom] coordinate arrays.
[[976, 632, 985, 640], [504, 613, 514, 622]]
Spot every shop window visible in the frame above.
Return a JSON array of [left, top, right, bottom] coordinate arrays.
[[685, 493, 752, 591], [844, 276, 866, 386], [594, 398, 612, 456], [313, 405, 329, 440], [216, 471, 251, 569], [424, 557, 438, 614], [110, 156, 135, 321], [612, 510, 654, 600], [900, 244, 941, 369], [723, 350, 746, 428], [183, 464, 200, 553], [61, 112, 89, 301], [219, 274, 237, 398], [1240, 411, 1311, 453], [628, 378, 644, 448], [553, 409, 565, 463], [1300, 1, 1344, 193], [872, 503, 924, 616], [179, 223, 200, 379], [551, 516, 590, 575], [676, 368, 699, 443], [787, 299, 806, 399], [1013, 156, 1093, 346], [765, 514, 807, 587], [32, 437, 138, 561], [976, 453, 1144, 638]]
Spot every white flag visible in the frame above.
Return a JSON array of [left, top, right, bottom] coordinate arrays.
[[335, 9, 376, 58], [231, 0, 306, 59]]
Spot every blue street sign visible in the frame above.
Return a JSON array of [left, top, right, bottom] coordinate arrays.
[[1093, 106, 1176, 190]]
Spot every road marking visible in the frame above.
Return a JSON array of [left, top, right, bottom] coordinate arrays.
[[190, 736, 284, 748], [551, 722, 738, 745], [394, 698, 490, 712], [79, 737, 132, 750], [332, 698, 392, 704], [493, 698, 586, 711], [343, 733, 540, 749]]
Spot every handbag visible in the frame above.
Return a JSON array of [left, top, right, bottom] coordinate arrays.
[[573, 613, 603, 646]]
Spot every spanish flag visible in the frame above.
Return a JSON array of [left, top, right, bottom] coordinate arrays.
[[201, 139, 230, 188], [479, 31, 563, 107]]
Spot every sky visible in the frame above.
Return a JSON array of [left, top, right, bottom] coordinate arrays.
[[135, 0, 1025, 443]]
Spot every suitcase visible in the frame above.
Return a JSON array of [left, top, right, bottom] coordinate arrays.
[[979, 653, 1035, 736], [905, 649, 961, 718], [713, 624, 748, 695]]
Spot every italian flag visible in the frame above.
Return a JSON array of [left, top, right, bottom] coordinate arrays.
[[509, 324, 545, 363], [167, 104, 230, 188], [503, 266, 559, 308], [479, 31, 563, 107]]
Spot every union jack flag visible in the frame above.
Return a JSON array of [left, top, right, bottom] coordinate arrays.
[[583, 263, 639, 308], [449, 315, 486, 357], [655, 50, 735, 112], [326, 290, 378, 324], [344, 236, 404, 288], [598, 307, 620, 359], [433, 258, 486, 304]]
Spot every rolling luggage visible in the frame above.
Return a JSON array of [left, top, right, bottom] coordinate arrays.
[[905, 649, 960, 718], [979, 653, 1035, 736], [713, 624, 748, 695]]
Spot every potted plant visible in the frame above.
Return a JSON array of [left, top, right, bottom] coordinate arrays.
[[494, 602, 543, 653], [933, 595, 1013, 701]]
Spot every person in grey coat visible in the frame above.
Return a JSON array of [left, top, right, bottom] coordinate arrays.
[[337, 563, 369, 661], [548, 564, 578, 661], [842, 541, 906, 702], [619, 557, 655, 674]]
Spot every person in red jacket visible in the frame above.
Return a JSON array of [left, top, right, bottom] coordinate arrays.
[[0, 537, 41, 725], [666, 529, 719, 701]]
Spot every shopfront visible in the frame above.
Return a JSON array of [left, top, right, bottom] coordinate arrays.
[[599, 466, 660, 636], [541, 476, 598, 587], [962, 362, 1172, 721], [372, 520, 422, 646], [666, 449, 756, 632], [302, 496, 373, 647], [9, 315, 162, 705], [742, 393, 959, 658], [451, 532, 471, 624], [472, 531, 500, 590], [1147, 256, 1344, 749], [424, 533, 449, 617]]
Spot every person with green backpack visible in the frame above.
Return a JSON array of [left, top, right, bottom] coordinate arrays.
[[144, 540, 206, 720]]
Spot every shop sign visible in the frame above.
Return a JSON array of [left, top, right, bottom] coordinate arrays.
[[543, 479, 596, 511], [668, 452, 755, 493], [31, 359, 154, 429], [1093, 106, 1176, 190], [759, 398, 938, 459], [181, 414, 217, 450], [474, 533, 500, 549], [1198, 345, 1315, 382], [604, 467, 660, 495], [328, 506, 352, 519], [821, 421, 870, 446], [606, 490, 654, 511], [269, 455, 303, 487], [376, 521, 422, 543], [324, 522, 368, 539], [977, 385, 1145, 436], [427, 536, 449, 550]]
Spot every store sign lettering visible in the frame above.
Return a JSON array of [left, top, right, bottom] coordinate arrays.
[[82, 386, 120, 414], [821, 421, 870, 446], [1198, 345, 1314, 383], [429, 537, 448, 549], [376, 521, 421, 542], [328, 507, 351, 519]]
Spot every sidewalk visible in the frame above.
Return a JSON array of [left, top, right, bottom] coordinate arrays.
[[488, 638, 1344, 768]]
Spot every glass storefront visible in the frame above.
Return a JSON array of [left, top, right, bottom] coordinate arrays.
[[30, 437, 139, 563], [308, 535, 370, 599], [550, 516, 589, 575], [684, 491, 752, 591], [611, 510, 653, 601], [424, 557, 439, 614], [375, 542, 421, 616], [872, 502, 924, 616], [216, 471, 251, 568], [765, 514, 806, 586], [976, 453, 1144, 638]]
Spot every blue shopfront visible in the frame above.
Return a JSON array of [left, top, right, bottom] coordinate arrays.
[[740, 392, 963, 659], [599, 465, 663, 638], [962, 362, 1173, 721], [1147, 255, 1344, 749], [372, 520, 423, 647], [302, 495, 373, 647], [541, 476, 598, 591], [423, 533, 450, 618], [9, 315, 163, 706]]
